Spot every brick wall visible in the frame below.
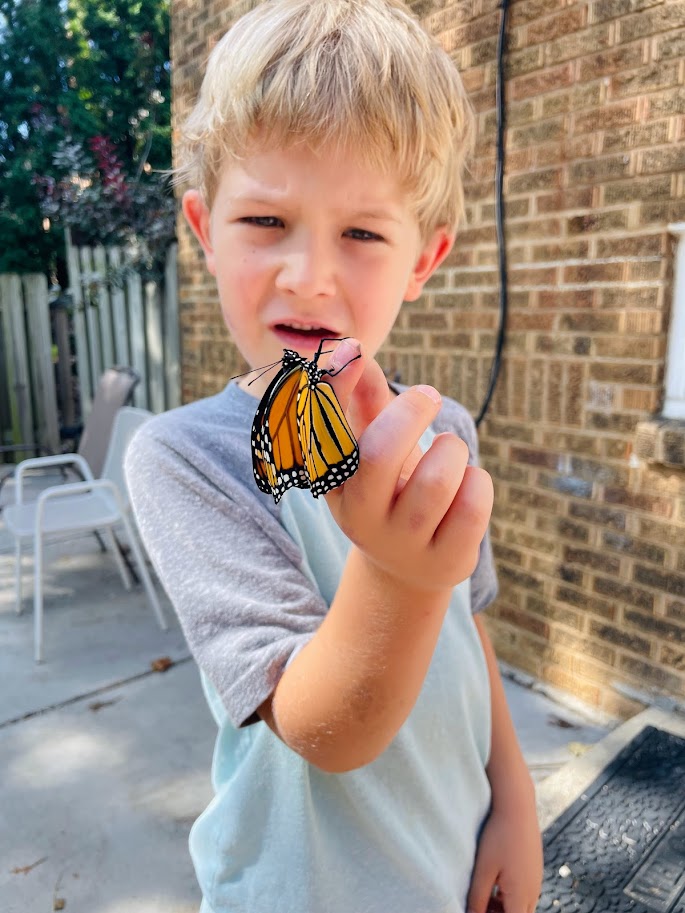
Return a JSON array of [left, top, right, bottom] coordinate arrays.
[[171, 0, 685, 716], [171, 0, 260, 399]]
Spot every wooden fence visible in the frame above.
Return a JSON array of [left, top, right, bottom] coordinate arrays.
[[65, 235, 180, 416], [0, 240, 179, 456], [0, 273, 61, 456]]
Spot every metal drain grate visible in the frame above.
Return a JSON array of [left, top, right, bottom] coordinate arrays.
[[538, 725, 685, 913]]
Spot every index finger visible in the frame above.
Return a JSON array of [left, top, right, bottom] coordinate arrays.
[[323, 340, 394, 440], [342, 385, 442, 506]]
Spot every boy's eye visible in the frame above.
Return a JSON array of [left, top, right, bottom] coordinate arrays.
[[345, 227, 384, 242], [240, 216, 283, 228]]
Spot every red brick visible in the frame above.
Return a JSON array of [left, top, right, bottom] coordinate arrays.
[[569, 155, 634, 185], [639, 146, 685, 175], [647, 86, 685, 118], [601, 121, 671, 152], [509, 0, 572, 27], [567, 209, 630, 235], [618, 6, 685, 42], [509, 63, 574, 101], [654, 29, 685, 61], [611, 61, 682, 99], [592, 0, 662, 22], [578, 42, 646, 81], [563, 262, 625, 284], [537, 189, 595, 214], [527, 7, 587, 44], [641, 199, 685, 225], [574, 101, 639, 132], [604, 175, 672, 204], [605, 488, 675, 518], [544, 25, 613, 66]]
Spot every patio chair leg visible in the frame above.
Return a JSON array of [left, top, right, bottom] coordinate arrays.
[[15, 539, 23, 615], [34, 531, 45, 663], [105, 527, 133, 590], [112, 530, 139, 585], [120, 514, 168, 631]]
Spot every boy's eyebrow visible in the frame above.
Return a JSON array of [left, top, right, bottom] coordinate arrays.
[[230, 191, 284, 205], [347, 209, 403, 225]]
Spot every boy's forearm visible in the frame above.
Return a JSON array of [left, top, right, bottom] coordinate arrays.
[[259, 546, 452, 772], [475, 616, 536, 807], [258, 381, 492, 773]]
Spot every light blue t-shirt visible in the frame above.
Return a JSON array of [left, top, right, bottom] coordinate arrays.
[[192, 484, 491, 913], [125, 383, 496, 913]]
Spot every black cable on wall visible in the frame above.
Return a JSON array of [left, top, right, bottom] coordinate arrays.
[[475, 0, 510, 428]]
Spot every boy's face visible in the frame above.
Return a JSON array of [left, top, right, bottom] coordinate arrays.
[[183, 142, 453, 396]]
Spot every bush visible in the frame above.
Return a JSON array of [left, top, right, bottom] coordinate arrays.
[[38, 135, 176, 281]]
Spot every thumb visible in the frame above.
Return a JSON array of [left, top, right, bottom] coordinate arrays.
[[467, 856, 500, 913]]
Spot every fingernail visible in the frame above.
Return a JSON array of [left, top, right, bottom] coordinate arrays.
[[415, 384, 441, 404], [328, 339, 360, 373]]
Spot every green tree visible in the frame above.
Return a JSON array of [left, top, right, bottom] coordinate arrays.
[[0, 0, 171, 275], [67, 0, 171, 174], [0, 0, 74, 272]]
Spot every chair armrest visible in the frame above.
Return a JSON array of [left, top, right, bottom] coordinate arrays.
[[35, 478, 121, 503], [15, 454, 94, 503], [34, 479, 126, 528]]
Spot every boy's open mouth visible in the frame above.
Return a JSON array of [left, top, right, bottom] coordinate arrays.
[[274, 323, 339, 341]]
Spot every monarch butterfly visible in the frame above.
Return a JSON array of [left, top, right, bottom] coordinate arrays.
[[250, 339, 360, 504]]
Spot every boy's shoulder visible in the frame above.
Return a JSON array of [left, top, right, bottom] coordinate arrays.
[[132, 385, 251, 453], [125, 383, 259, 496]]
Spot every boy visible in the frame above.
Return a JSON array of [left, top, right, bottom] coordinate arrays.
[[125, 1, 542, 911]]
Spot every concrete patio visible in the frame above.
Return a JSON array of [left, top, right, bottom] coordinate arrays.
[[0, 468, 661, 913]]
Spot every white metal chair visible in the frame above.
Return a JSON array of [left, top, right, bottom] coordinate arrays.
[[4, 406, 168, 662], [0, 366, 140, 502]]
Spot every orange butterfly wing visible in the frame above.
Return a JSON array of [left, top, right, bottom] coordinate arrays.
[[251, 346, 359, 503], [251, 351, 309, 503]]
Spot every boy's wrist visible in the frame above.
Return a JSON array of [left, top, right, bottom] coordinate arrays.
[[487, 755, 536, 810], [347, 546, 455, 613]]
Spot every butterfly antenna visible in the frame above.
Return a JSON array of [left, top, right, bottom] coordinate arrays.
[[314, 336, 361, 376], [230, 358, 282, 385], [325, 350, 362, 377], [313, 336, 351, 363]]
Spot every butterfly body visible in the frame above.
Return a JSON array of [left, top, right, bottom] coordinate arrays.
[[251, 344, 359, 504]]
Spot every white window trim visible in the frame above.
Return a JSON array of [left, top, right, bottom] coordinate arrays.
[[664, 223, 685, 420]]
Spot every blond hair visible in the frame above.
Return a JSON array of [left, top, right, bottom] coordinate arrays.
[[177, 0, 474, 235]]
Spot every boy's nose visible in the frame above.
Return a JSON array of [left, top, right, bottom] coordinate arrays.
[[275, 234, 336, 299]]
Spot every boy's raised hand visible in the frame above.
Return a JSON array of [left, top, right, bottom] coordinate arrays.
[[262, 339, 494, 771], [325, 339, 494, 593]]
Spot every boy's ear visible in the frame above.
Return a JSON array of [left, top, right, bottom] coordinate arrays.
[[182, 189, 216, 276], [404, 228, 454, 302]]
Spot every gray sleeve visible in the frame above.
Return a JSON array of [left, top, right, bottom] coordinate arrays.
[[432, 397, 499, 615], [125, 422, 326, 728]]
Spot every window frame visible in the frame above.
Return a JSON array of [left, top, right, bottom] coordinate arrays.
[[664, 223, 685, 420]]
